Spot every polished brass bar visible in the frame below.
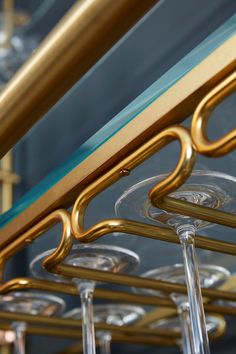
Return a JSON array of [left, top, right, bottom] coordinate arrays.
[[0, 322, 83, 340], [136, 275, 236, 326], [70, 126, 195, 240], [0, 277, 173, 308], [2, 276, 236, 318], [1, 35, 235, 247], [0, 152, 20, 213], [3, 0, 14, 49], [191, 70, 236, 157], [67, 123, 236, 257], [57, 315, 226, 353], [0, 0, 157, 160], [154, 195, 236, 228], [0, 311, 179, 338], [53, 264, 236, 304], [0, 322, 178, 345], [0, 209, 73, 281]]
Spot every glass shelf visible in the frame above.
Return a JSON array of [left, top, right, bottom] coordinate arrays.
[[0, 14, 236, 229]]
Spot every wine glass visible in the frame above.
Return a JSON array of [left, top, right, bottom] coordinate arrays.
[[0, 291, 65, 354], [64, 303, 145, 354], [115, 170, 236, 354], [30, 244, 140, 354], [134, 264, 230, 354]]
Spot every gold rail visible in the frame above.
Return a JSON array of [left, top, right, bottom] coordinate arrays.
[[0, 209, 73, 281], [0, 26, 234, 351], [1, 275, 236, 318], [0, 0, 157, 159], [191, 70, 236, 157], [0, 322, 178, 347], [0, 311, 179, 338], [150, 69, 236, 227], [1, 34, 235, 248]]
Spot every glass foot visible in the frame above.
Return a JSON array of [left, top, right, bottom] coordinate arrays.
[[135, 264, 230, 297], [115, 170, 236, 230], [0, 292, 65, 316], [64, 303, 145, 326], [30, 244, 139, 283]]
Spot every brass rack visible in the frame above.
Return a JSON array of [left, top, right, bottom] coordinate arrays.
[[0, 3, 235, 351], [1, 31, 235, 248]]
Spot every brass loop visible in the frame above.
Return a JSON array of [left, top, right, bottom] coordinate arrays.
[[71, 125, 195, 242], [0, 209, 73, 282], [191, 70, 236, 157]]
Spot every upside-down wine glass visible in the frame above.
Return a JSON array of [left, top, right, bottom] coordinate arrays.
[[30, 244, 140, 354], [116, 170, 236, 354], [64, 303, 145, 354], [135, 264, 230, 354], [0, 291, 65, 354]]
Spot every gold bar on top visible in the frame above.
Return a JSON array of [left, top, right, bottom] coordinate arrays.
[[191, 70, 236, 157], [0, 0, 157, 160], [1, 34, 235, 247]]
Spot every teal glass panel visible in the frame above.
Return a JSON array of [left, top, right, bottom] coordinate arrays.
[[0, 14, 235, 228]]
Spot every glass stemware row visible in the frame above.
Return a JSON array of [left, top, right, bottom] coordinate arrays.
[[116, 170, 236, 354], [1, 169, 234, 354]]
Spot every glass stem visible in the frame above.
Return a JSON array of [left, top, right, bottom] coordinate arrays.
[[97, 331, 111, 354], [78, 281, 96, 354], [12, 322, 26, 354], [176, 225, 210, 354], [171, 294, 194, 354]]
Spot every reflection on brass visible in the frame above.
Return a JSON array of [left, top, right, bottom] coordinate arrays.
[[191, 70, 236, 157], [0, 209, 73, 281]]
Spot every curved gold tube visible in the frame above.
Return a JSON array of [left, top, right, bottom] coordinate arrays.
[[71, 125, 195, 242], [191, 70, 236, 157], [0, 209, 73, 281], [208, 315, 226, 342], [68, 122, 236, 255]]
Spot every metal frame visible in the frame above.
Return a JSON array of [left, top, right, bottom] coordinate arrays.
[[0, 0, 157, 159], [0, 33, 235, 247]]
